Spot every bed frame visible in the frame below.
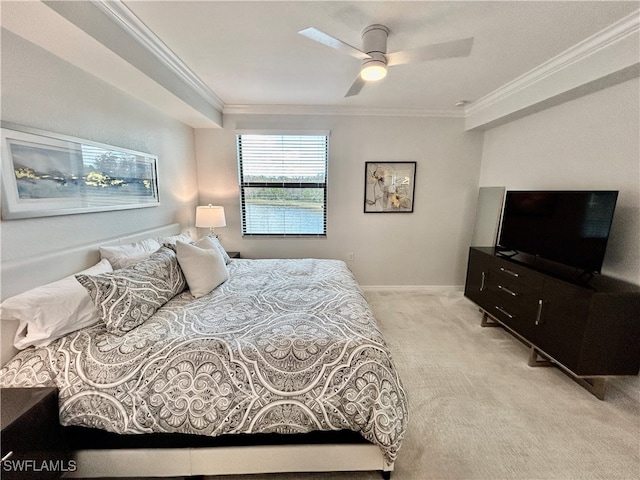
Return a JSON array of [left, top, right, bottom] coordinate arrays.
[[63, 427, 391, 478], [69, 444, 391, 478], [0, 224, 393, 479]]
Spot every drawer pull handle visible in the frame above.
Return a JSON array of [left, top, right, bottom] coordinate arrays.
[[480, 272, 486, 292], [535, 299, 544, 325], [498, 285, 518, 297], [495, 306, 514, 319], [500, 267, 520, 278], [1, 451, 13, 462]]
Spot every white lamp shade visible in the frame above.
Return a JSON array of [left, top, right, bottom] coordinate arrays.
[[196, 205, 226, 228]]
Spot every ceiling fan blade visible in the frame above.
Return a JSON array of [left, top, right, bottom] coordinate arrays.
[[345, 75, 366, 97], [298, 27, 370, 60], [387, 37, 474, 67]]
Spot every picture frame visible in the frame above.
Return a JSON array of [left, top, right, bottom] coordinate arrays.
[[364, 161, 416, 213], [1, 123, 160, 220]]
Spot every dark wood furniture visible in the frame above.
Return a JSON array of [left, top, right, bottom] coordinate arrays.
[[227, 251, 241, 259], [464, 247, 640, 399], [1, 388, 70, 479]]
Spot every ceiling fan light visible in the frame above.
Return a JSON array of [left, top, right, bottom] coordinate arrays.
[[360, 61, 387, 81]]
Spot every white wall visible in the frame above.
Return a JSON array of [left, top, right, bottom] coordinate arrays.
[[478, 79, 640, 285], [195, 114, 485, 286], [0, 30, 199, 298]]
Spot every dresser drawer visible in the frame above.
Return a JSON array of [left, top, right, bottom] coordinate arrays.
[[486, 264, 542, 338], [491, 256, 544, 289], [489, 288, 539, 324], [488, 281, 538, 311]]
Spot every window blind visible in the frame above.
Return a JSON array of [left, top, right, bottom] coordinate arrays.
[[237, 134, 328, 236]]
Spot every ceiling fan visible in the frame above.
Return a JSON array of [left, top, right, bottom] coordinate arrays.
[[298, 24, 473, 97]]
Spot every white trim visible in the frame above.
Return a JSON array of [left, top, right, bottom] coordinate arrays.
[[235, 129, 331, 136], [466, 9, 640, 123], [224, 104, 463, 118], [93, 0, 225, 112], [361, 285, 464, 293]]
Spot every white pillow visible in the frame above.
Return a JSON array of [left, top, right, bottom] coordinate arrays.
[[1, 259, 113, 349], [157, 231, 193, 245], [99, 238, 161, 269], [116, 251, 155, 268], [176, 237, 229, 298]]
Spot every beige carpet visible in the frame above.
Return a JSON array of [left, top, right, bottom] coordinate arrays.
[[205, 290, 640, 480], [361, 290, 640, 480], [94, 290, 640, 480]]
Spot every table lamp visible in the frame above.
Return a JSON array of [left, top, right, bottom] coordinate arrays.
[[195, 204, 226, 236]]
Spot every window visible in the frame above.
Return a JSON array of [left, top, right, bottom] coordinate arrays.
[[237, 133, 328, 236]]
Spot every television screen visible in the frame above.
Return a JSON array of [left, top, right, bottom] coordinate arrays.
[[498, 190, 618, 273]]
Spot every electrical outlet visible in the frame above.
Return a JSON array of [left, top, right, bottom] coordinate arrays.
[[347, 252, 355, 261]]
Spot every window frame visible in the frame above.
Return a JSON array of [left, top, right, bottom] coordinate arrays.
[[236, 131, 329, 237]]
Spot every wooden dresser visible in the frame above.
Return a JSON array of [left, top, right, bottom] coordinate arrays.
[[464, 247, 640, 399]]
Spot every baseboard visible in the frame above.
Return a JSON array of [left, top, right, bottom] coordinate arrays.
[[361, 285, 464, 292]]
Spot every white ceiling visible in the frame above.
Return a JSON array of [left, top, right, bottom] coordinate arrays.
[[2, 1, 639, 127], [124, 1, 637, 108]]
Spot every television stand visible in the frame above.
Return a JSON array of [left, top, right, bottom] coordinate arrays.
[[465, 247, 640, 400]]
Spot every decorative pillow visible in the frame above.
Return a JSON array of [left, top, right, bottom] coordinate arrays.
[[76, 247, 186, 335], [1, 259, 113, 349], [176, 237, 229, 298], [99, 238, 161, 269], [207, 235, 232, 264]]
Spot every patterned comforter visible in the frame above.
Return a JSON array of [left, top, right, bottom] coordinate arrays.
[[0, 259, 407, 462]]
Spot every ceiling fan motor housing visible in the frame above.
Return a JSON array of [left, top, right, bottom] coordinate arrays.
[[361, 24, 389, 70]]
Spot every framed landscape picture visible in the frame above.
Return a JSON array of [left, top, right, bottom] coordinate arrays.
[[1, 123, 159, 219], [364, 161, 416, 213]]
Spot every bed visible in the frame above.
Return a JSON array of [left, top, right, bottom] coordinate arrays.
[[0, 225, 408, 478]]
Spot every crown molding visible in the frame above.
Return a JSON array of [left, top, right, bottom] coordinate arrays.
[[466, 9, 640, 117], [93, 0, 225, 112], [77, 2, 638, 125], [223, 104, 464, 118], [92, 1, 461, 120]]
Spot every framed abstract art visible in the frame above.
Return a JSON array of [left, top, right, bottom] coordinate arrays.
[[1, 123, 159, 219], [364, 161, 416, 213]]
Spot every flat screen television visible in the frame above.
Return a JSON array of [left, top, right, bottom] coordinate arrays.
[[498, 190, 618, 274]]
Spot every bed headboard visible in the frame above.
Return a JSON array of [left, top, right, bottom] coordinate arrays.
[[1, 223, 182, 366]]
